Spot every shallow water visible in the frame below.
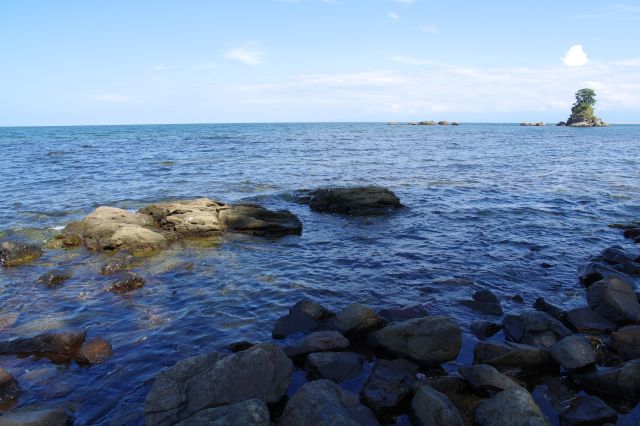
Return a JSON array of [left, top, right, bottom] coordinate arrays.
[[1, 123, 640, 424]]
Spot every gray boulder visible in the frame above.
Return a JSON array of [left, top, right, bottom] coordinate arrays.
[[0, 408, 72, 426], [331, 303, 386, 336], [611, 325, 640, 360], [0, 330, 85, 363], [559, 395, 617, 426], [280, 379, 379, 426], [144, 343, 292, 426], [461, 289, 503, 315], [378, 305, 429, 323], [503, 311, 572, 348], [458, 364, 521, 397], [470, 321, 501, 340], [532, 298, 565, 322], [474, 387, 550, 426], [272, 299, 334, 339], [549, 335, 596, 371], [0, 240, 42, 267], [361, 359, 418, 413], [586, 276, 640, 324], [369, 316, 461, 366], [409, 385, 465, 426], [573, 359, 640, 399], [564, 307, 615, 334], [306, 351, 364, 382], [173, 399, 270, 426], [473, 341, 558, 376], [284, 331, 349, 358], [301, 186, 402, 215]]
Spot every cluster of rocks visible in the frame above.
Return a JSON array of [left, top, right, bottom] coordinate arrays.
[[611, 221, 640, 244], [520, 122, 545, 127], [409, 121, 460, 126], [557, 118, 608, 127]]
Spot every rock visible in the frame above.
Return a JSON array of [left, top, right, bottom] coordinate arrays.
[[470, 321, 501, 340], [0, 330, 85, 363], [0, 407, 72, 426], [144, 343, 292, 426], [218, 203, 302, 235], [225, 341, 254, 352], [577, 261, 628, 286], [451, 122, 460, 125], [549, 336, 596, 371], [36, 269, 72, 288], [173, 399, 270, 426], [361, 359, 418, 414], [461, 289, 503, 315], [104, 272, 145, 294], [76, 338, 113, 365], [301, 186, 402, 215], [573, 359, 640, 399], [589, 336, 624, 367], [280, 379, 379, 426], [558, 395, 617, 426], [378, 305, 428, 323], [533, 298, 565, 322], [511, 294, 525, 303], [100, 251, 134, 275], [0, 313, 19, 332], [438, 121, 449, 125], [564, 307, 616, 334], [0, 241, 42, 267], [331, 304, 386, 336], [473, 341, 558, 376], [503, 311, 572, 348], [272, 299, 334, 339], [306, 351, 364, 382], [611, 325, 640, 360], [284, 331, 349, 358], [0, 368, 20, 406], [458, 364, 521, 397], [369, 316, 461, 366], [409, 385, 465, 426], [474, 387, 550, 426], [586, 276, 640, 324]]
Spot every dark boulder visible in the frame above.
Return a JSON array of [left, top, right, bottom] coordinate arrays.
[[470, 321, 501, 340], [0, 368, 20, 408], [564, 307, 616, 334], [369, 316, 461, 366], [586, 276, 640, 324], [533, 298, 565, 322], [36, 269, 72, 288], [549, 335, 596, 371], [461, 289, 503, 315], [306, 351, 364, 382], [361, 359, 418, 414], [280, 379, 379, 426], [0, 407, 73, 426], [76, 338, 113, 365], [610, 325, 640, 360], [458, 364, 522, 397], [503, 311, 572, 348], [272, 299, 334, 339], [573, 359, 640, 399], [409, 385, 465, 426], [104, 272, 145, 294], [0, 330, 85, 363], [284, 330, 349, 358], [558, 395, 617, 426], [378, 305, 428, 323], [330, 303, 386, 337], [173, 399, 270, 426], [473, 341, 558, 376], [0, 240, 42, 267], [473, 387, 551, 426], [301, 186, 402, 216]]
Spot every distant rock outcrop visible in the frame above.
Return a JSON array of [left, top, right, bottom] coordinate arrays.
[[562, 88, 608, 127]]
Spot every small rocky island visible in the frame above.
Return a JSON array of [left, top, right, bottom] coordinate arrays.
[[557, 88, 608, 127]]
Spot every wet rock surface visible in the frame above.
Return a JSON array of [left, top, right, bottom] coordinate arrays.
[[474, 387, 551, 426], [558, 394, 617, 426], [281, 379, 379, 426], [272, 299, 333, 338], [409, 385, 465, 426], [458, 364, 522, 396], [503, 311, 572, 347], [284, 330, 350, 358], [300, 186, 402, 215], [306, 351, 364, 382], [470, 321, 501, 340], [0, 407, 73, 426], [361, 358, 418, 414], [144, 343, 292, 426], [0, 368, 20, 408], [104, 272, 146, 294], [331, 303, 386, 336], [36, 269, 72, 288], [573, 358, 640, 399], [473, 341, 558, 376], [586, 276, 640, 324], [173, 399, 270, 426], [0, 330, 85, 363], [611, 324, 640, 360], [564, 307, 616, 334], [76, 338, 113, 365], [549, 335, 596, 371], [0, 240, 42, 267], [100, 251, 134, 275], [461, 289, 503, 315], [369, 316, 462, 366]]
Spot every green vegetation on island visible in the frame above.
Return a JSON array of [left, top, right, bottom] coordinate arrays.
[[558, 88, 608, 127]]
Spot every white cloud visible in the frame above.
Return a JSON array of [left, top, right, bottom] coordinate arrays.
[[562, 44, 589, 67], [91, 94, 134, 103], [420, 25, 439, 34], [388, 12, 400, 21], [224, 46, 268, 66]]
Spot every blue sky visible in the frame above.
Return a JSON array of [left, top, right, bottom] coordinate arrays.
[[1, 0, 639, 125]]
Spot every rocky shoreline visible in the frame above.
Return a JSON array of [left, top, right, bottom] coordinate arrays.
[[0, 187, 639, 425]]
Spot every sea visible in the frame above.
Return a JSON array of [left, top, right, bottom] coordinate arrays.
[[1, 123, 639, 424]]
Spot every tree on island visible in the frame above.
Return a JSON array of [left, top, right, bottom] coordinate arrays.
[[559, 88, 607, 127]]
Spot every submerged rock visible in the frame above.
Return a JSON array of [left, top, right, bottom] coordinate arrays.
[[473, 341, 558, 376], [0, 407, 73, 426], [533, 298, 565, 322], [306, 351, 364, 382], [573, 359, 640, 399], [361, 359, 418, 414], [331, 303, 386, 336], [144, 344, 292, 426], [104, 272, 145, 294], [272, 299, 334, 339], [173, 399, 270, 426], [470, 321, 501, 340], [100, 251, 134, 275], [611, 325, 640, 361], [409, 385, 465, 426], [281, 379, 379, 426], [36, 269, 72, 288], [76, 338, 113, 365], [474, 387, 550, 426], [503, 311, 572, 348], [284, 330, 349, 358], [461, 289, 503, 315], [549, 335, 596, 371], [300, 186, 402, 215], [586, 276, 640, 324], [0, 240, 42, 267], [369, 316, 461, 366], [558, 395, 617, 426], [458, 364, 521, 397], [0, 368, 20, 407], [0, 330, 85, 363], [378, 305, 429, 323]]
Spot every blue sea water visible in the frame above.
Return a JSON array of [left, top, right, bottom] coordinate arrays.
[[1, 123, 639, 424]]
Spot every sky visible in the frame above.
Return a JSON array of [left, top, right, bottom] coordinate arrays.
[[1, 0, 639, 126]]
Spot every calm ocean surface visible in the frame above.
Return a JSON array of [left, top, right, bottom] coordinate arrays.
[[1, 123, 640, 424]]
